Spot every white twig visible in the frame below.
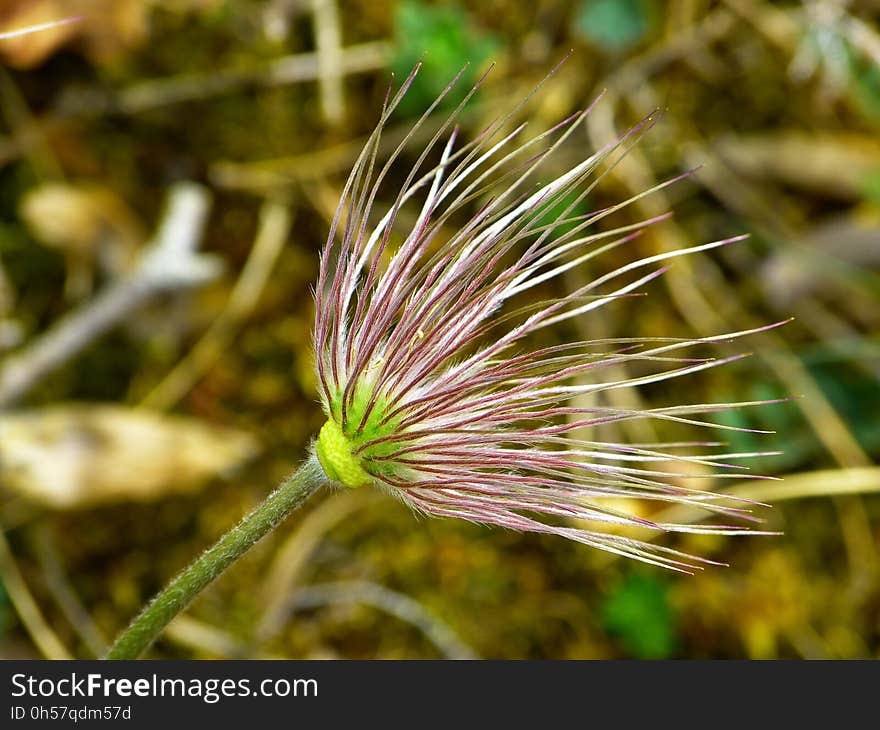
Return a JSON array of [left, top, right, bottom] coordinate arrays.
[[0, 182, 218, 409], [286, 581, 478, 660], [311, 0, 345, 124], [0, 17, 81, 41]]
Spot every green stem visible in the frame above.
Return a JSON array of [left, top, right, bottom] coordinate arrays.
[[105, 456, 326, 659]]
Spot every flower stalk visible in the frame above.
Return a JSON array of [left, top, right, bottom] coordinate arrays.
[[104, 457, 325, 660]]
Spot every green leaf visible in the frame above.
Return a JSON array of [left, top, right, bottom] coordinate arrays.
[[391, 1, 500, 116], [574, 0, 652, 52], [711, 348, 880, 471], [601, 573, 678, 658], [806, 356, 880, 453]]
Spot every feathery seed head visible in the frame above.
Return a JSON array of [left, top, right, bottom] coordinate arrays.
[[313, 61, 782, 572]]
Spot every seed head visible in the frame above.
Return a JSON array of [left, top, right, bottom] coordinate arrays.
[[313, 62, 780, 572]]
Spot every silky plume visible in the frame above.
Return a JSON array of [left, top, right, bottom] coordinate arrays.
[[312, 61, 784, 573]]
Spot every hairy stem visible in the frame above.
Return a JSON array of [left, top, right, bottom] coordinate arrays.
[[105, 456, 326, 659]]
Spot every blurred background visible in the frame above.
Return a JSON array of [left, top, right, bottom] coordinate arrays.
[[0, 0, 878, 659]]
